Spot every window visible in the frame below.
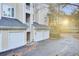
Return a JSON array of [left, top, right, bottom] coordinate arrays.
[[8, 8, 10, 16], [2, 5, 15, 18], [12, 8, 14, 17]]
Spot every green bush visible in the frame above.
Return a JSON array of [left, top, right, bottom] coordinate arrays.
[[50, 33, 61, 39]]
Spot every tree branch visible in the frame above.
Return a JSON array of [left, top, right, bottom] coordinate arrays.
[[68, 3, 79, 8]]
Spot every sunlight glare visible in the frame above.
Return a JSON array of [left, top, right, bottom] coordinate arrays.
[[62, 19, 69, 26]]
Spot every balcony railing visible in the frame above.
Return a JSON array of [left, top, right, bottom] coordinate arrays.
[[26, 17, 30, 27], [26, 5, 30, 10]]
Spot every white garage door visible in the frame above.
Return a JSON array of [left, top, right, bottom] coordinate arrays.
[[34, 32, 43, 42], [0, 33, 2, 51], [44, 31, 49, 39], [8, 32, 25, 49], [34, 31, 49, 42]]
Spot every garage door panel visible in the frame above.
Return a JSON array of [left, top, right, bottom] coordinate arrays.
[[34, 32, 43, 41], [34, 31, 49, 42], [8, 32, 25, 49], [44, 31, 49, 39]]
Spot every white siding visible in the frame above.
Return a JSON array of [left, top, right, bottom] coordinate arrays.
[[16, 3, 26, 24], [0, 4, 1, 19], [0, 33, 2, 51], [38, 8, 48, 25], [8, 32, 25, 49], [1, 3, 16, 18], [33, 3, 49, 26]]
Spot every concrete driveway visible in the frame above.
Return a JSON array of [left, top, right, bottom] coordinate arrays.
[[23, 33, 79, 56], [1, 33, 79, 56]]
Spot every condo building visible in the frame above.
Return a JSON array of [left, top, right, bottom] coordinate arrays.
[[0, 3, 49, 52]]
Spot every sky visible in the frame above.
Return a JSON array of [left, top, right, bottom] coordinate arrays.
[[61, 5, 78, 15]]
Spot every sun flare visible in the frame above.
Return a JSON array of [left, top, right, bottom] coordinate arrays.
[[62, 19, 69, 26]]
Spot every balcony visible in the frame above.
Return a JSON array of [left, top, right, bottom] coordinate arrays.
[[26, 13, 30, 28], [26, 5, 30, 10], [26, 5, 30, 14], [26, 3, 30, 13]]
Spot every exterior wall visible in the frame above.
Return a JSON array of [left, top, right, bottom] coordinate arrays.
[[26, 3, 33, 32], [25, 3, 34, 43], [0, 33, 2, 51], [1, 3, 26, 24], [0, 3, 49, 52], [30, 3, 34, 42], [0, 30, 26, 52], [16, 3, 26, 24], [1, 3, 16, 18], [32, 3, 49, 42], [37, 4, 49, 26], [0, 3, 27, 52], [2, 31, 8, 50], [0, 4, 1, 19], [33, 3, 49, 26]]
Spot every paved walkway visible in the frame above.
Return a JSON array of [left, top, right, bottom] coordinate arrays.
[[1, 34, 79, 56]]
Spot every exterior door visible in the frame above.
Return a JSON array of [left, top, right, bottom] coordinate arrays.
[[27, 32, 30, 42], [8, 32, 25, 49]]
